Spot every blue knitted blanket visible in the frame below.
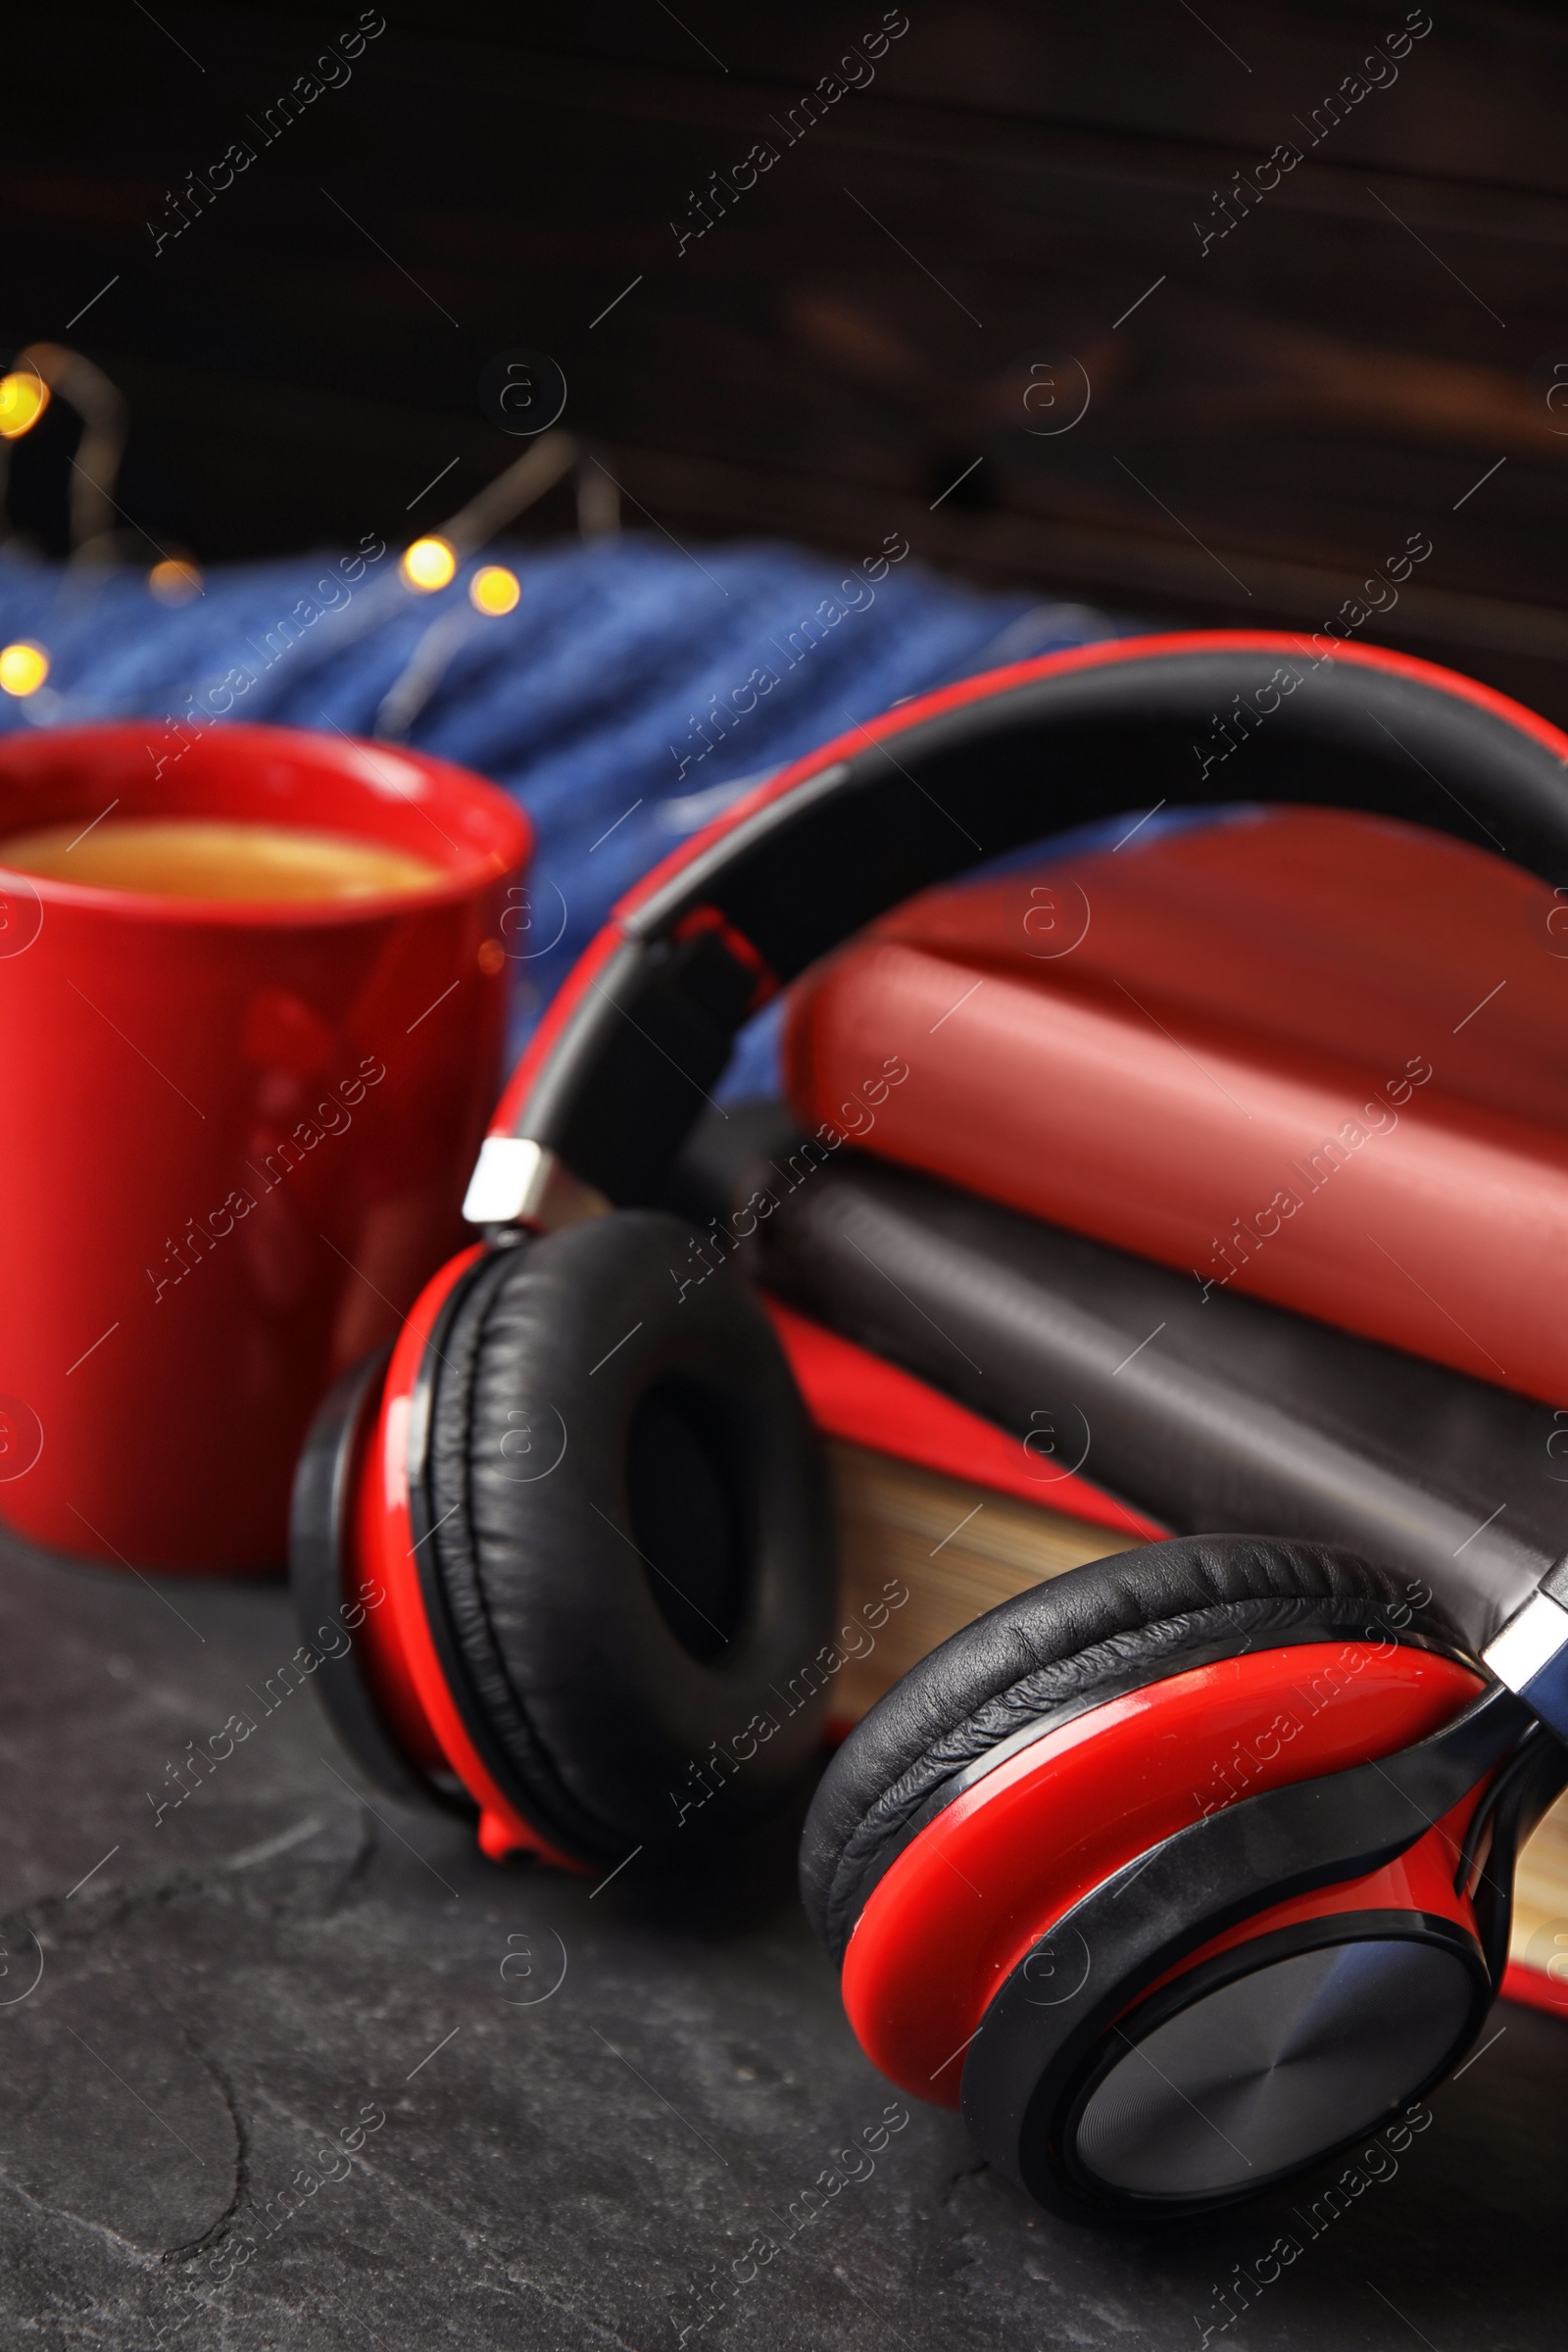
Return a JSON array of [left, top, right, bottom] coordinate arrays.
[[0, 535, 1123, 1091]]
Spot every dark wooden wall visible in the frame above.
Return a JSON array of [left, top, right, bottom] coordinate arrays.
[[8, 1, 1568, 715]]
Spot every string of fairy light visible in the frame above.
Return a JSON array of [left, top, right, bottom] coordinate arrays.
[[0, 360, 527, 709]]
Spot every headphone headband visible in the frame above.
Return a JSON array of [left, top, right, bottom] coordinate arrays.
[[466, 632, 1568, 1221]]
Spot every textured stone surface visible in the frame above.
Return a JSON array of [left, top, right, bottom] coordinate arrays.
[[0, 1530, 1563, 2351]]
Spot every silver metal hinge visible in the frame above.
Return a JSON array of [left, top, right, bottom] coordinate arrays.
[[1483, 1587, 1568, 1743], [461, 1137, 611, 1234]]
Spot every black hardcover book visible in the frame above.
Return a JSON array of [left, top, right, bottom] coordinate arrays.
[[752, 1151, 1568, 1660]]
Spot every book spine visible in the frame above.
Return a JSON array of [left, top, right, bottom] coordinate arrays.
[[785, 942, 1568, 1405], [752, 1156, 1556, 1651]]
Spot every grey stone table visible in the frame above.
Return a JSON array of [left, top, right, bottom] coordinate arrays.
[[1, 1529, 1563, 2352]]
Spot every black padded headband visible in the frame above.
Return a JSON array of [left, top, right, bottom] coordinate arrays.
[[486, 636, 1568, 1211]]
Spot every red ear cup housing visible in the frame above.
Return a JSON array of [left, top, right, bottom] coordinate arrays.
[[802, 1534, 1537, 2221], [289, 1340, 466, 1817], [291, 1210, 838, 1869], [800, 1533, 1471, 1958]]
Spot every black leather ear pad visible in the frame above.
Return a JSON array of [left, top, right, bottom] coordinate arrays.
[[800, 1534, 1470, 1962], [419, 1211, 837, 1866]]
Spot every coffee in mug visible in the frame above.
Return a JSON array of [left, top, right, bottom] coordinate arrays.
[[0, 816, 444, 902]]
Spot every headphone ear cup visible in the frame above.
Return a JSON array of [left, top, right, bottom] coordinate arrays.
[[801, 1533, 1468, 1962], [289, 1343, 468, 1812], [419, 1209, 837, 1865], [800, 1534, 1490, 2221]]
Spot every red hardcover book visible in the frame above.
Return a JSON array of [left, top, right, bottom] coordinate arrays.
[[782, 807, 1568, 1405]]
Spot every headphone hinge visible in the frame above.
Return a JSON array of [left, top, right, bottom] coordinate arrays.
[[462, 1136, 611, 1234], [1482, 1576, 1568, 1743]]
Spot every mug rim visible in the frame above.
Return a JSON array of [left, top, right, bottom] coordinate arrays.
[[0, 720, 531, 929]]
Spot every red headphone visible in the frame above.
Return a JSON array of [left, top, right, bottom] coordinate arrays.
[[291, 631, 1568, 2220]]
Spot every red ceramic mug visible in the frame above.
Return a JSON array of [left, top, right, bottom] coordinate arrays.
[[0, 721, 530, 1573]]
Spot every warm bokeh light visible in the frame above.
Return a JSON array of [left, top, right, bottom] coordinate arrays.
[[0, 643, 49, 697], [401, 535, 458, 592], [148, 558, 203, 605], [0, 369, 49, 440], [469, 564, 521, 616]]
